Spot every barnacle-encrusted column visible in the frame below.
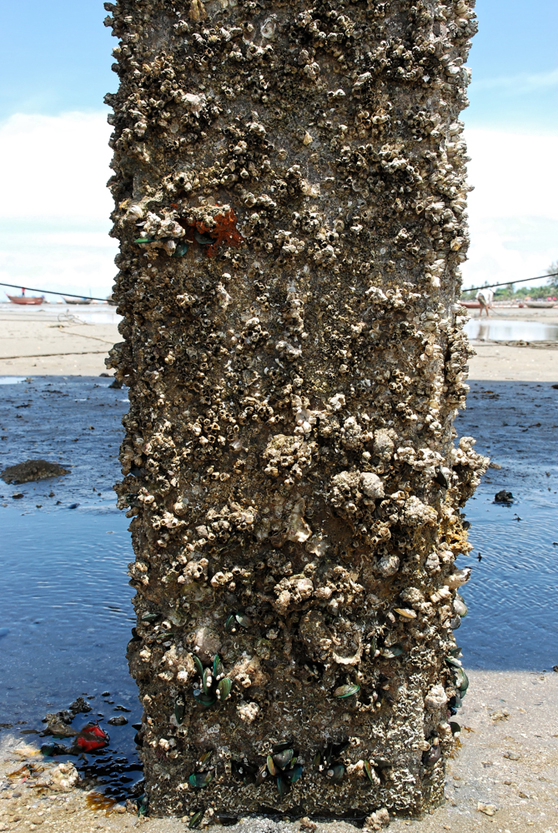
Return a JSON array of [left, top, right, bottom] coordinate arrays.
[[105, 0, 485, 821]]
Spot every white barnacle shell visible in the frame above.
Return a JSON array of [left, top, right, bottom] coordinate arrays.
[[237, 701, 260, 723], [295, 408, 315, 434], [127, 204, 144, 220], [216, 283, 232, 308], [275, 340, 302, 358], [260, 15, 277, 39], [376, 554, 399, 577], [446, 567, 472, 589], [286, 499, 312, 543], [328, 393, 346, 412], [183, 92, 206, 117], [359, 472, 384, 500], [425, 684, 448, 711]]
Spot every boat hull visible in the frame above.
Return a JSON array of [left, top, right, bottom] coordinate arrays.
[[7, 295, 45, 305], [62, 297, 92, 305]]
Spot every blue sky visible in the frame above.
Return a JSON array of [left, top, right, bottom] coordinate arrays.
[[0, 0, 557, 297]]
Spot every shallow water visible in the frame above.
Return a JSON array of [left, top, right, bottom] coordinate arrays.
[[0, 376, 140, 795], [464, 318, 558, 341], [0, 376, 557, 793], [0, 376, 26, 385]]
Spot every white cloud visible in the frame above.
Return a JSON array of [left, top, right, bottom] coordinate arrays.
[[0, 111, 117, 297], [0, 111, 115, 220], [461, 129, 558, 288]]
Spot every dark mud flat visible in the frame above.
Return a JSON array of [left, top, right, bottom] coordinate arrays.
[[0, 376, 557, 812], [0, 375, 141, 799], [455, 380, 558, 671]]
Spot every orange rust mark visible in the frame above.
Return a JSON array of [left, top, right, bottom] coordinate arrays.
[[7, 763, 45, 782], [7, 765, 31, 779], [180, 207, 244, 258], [448, 737, 462, 758], [86, 791, 118, 814]]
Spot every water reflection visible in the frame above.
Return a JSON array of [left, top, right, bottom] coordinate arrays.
[[465, 318, 558, 341]]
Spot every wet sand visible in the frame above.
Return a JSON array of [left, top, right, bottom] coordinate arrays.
[[1, 306, 557, 832], [0, 304, 119, 376]]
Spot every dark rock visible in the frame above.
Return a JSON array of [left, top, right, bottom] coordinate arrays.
[[70, 697, 92, 714], [108, 715, 128, 726], [2, 460, 69, 485], [494, 490, 514, 505]]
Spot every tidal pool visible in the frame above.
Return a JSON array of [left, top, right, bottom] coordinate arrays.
[[464, 318, 558, 342]]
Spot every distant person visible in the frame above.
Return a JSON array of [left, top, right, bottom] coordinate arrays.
[[476, 288, 494, 317]]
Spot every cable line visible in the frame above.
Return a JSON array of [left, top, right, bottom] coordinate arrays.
[[463, 272, 558, 294]]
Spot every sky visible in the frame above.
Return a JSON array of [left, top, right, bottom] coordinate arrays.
[[0, 0, 557, 299]]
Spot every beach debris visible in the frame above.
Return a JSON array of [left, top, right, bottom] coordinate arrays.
[[477, 802, 497, 816], [494, 490, 514, 505], [41, 742, 70, 756], [42, 707, 110, 753], [73, 722, 110, 752], [43, 712, 78, 738], [1, 459, 69, 484], [490, 709, 510, 722], [49, 762, 81, 791]]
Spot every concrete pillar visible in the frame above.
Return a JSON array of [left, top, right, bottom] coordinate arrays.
[[105, 0, 485, 821]]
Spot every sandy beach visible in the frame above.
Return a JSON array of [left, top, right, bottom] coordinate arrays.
[[1, 302, 557, 832]]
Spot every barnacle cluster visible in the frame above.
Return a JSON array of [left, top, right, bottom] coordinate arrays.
[[106, 0, 485, 821]]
